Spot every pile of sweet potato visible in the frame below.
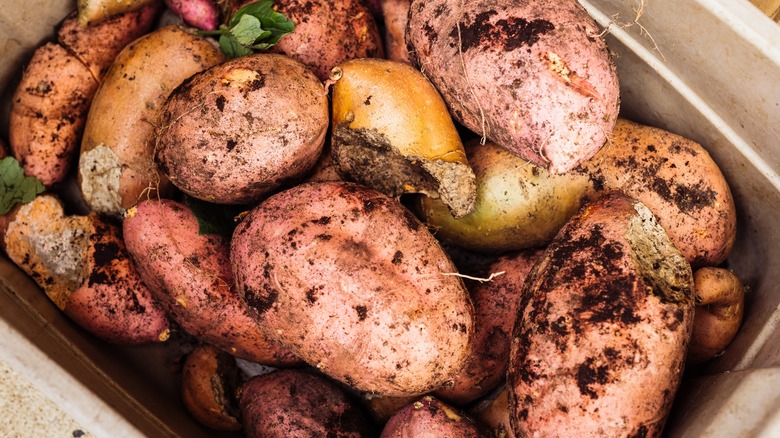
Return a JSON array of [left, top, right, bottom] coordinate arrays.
[[0, 0, 747, 436]]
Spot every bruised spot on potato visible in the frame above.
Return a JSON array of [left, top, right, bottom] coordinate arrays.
[[449, 11, 554, 52]]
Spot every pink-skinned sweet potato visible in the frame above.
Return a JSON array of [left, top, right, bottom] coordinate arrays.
[[381, 395, 489, 437], [382, 0, 411, 64], [163, 0, 219, 30], [406, 0, 619, 174], [3, 195, 170, 344], [239, 369, 376, 437], [232, 0, 384, 81], [435, 249, 542, 406], [122, 199, 301, 366], [508, 193, 694, 437], [231, 181, 475, 396]]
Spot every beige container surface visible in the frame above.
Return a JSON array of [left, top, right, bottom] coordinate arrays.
[[1, 0, 779, 436]]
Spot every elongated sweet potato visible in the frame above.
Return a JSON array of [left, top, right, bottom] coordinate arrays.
[[123, 199, 301, 366], [232, 182, 474, 396], [3, 195, 170, 344], [508, 194, 694, 437], [407, 0, 620, 174], [436, 250, 542, 406]]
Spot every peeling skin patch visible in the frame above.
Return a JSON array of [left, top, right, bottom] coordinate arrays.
[[79, 144, 123, 216]]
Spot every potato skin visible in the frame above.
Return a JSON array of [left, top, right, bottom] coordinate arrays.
[[508, 194, 694, 437], [470, 387, 514, 438], [382, 0, 411, 64], [231, 182, 474, 396], [3, 195, 170, 344], [232, 0, 384, 81], [10, 43, 97, 187], [381, 396, 490, 437], [79, 25, 224, 216], [239, 369, 375, 437], [435, 250, 542, 406], [123, 199, 301, 365], [688, 267, 745, 365], [155, 54, 328, 205], [407, 0, 619, 174], [580, 118, 737, 267]]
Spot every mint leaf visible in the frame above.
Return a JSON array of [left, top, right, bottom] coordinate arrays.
[[184, 196, 247, 237], [199, 1, 294, 58], [0, 157, 45, 216]]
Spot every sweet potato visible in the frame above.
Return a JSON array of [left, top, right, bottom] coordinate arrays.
[[3, 195, 170, 344], [381, 396, 489, 437], [417, 139, 591, 252], [330, 58, 477, 218], [181, 344, 242, 431], [470, 386, 514, 438], [230, 0, 384, 81], [382, 0, 411, 64], [508, 194, 694, 437], [154, 53, 328, 205], [688, 267, 746, 365], [0, 138, 8, 159], [435, 250, 542, 406], [361, 393, 418, 425], [163, 0, 219, 30], [580, 118, 737, 267], [231, 182, 475, 396], [79, 25, 224, 216], [239, 369, 375, 437], [123, 199, 301, 366], [406, 0, 620, 174], [78, 0, 157, 25]]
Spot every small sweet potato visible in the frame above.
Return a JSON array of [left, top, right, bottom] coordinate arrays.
[[231, 0, 384, 81], [231, 182, 475, 396], [470, 386, 514, 438], [79, 25, 224, 216], [78, 0, 157, 26], [239, 369, 375, 437], [407, 0, 620, 174], [163, 0, 219, 30], [3, 195, 170, 344], [181, 344, 242, 431], [123, 199, 301, 366], [688, 267, 745, 365], [381, 396, 489, 437], [435, 250, 542, 406], [155, 54, 328, 205], [508, 194, 694, 437]]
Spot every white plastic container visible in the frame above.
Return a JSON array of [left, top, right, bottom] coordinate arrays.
[[1, 0, 778, 436]]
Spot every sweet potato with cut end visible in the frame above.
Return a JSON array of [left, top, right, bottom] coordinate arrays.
[[580, 118, 737, 267], [155, 54, 328, 205], [239, 369, 375, 437], [417, 139, 591, 252], [123, 199, 302, 366], [181, 344, 242, 431], [330, 58, 477, 218], [381, 395, 489, 437], [232, 0, 384, 81], [406, 0, 619, 174], [688, 267, 745, 365], [3, 195, 170, 344], [508, 193, 694, 437], [79, 25, 224, 216], [231, 182, 474, 396], [435, 250, 542, 406]]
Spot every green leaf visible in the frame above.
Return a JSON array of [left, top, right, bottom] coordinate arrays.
[[0, 157, 45, 216], [231, 14, 264, 46], [231, 0, 275, 27], [219, 34, 253, 58], [184, 196, 247, 237]]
